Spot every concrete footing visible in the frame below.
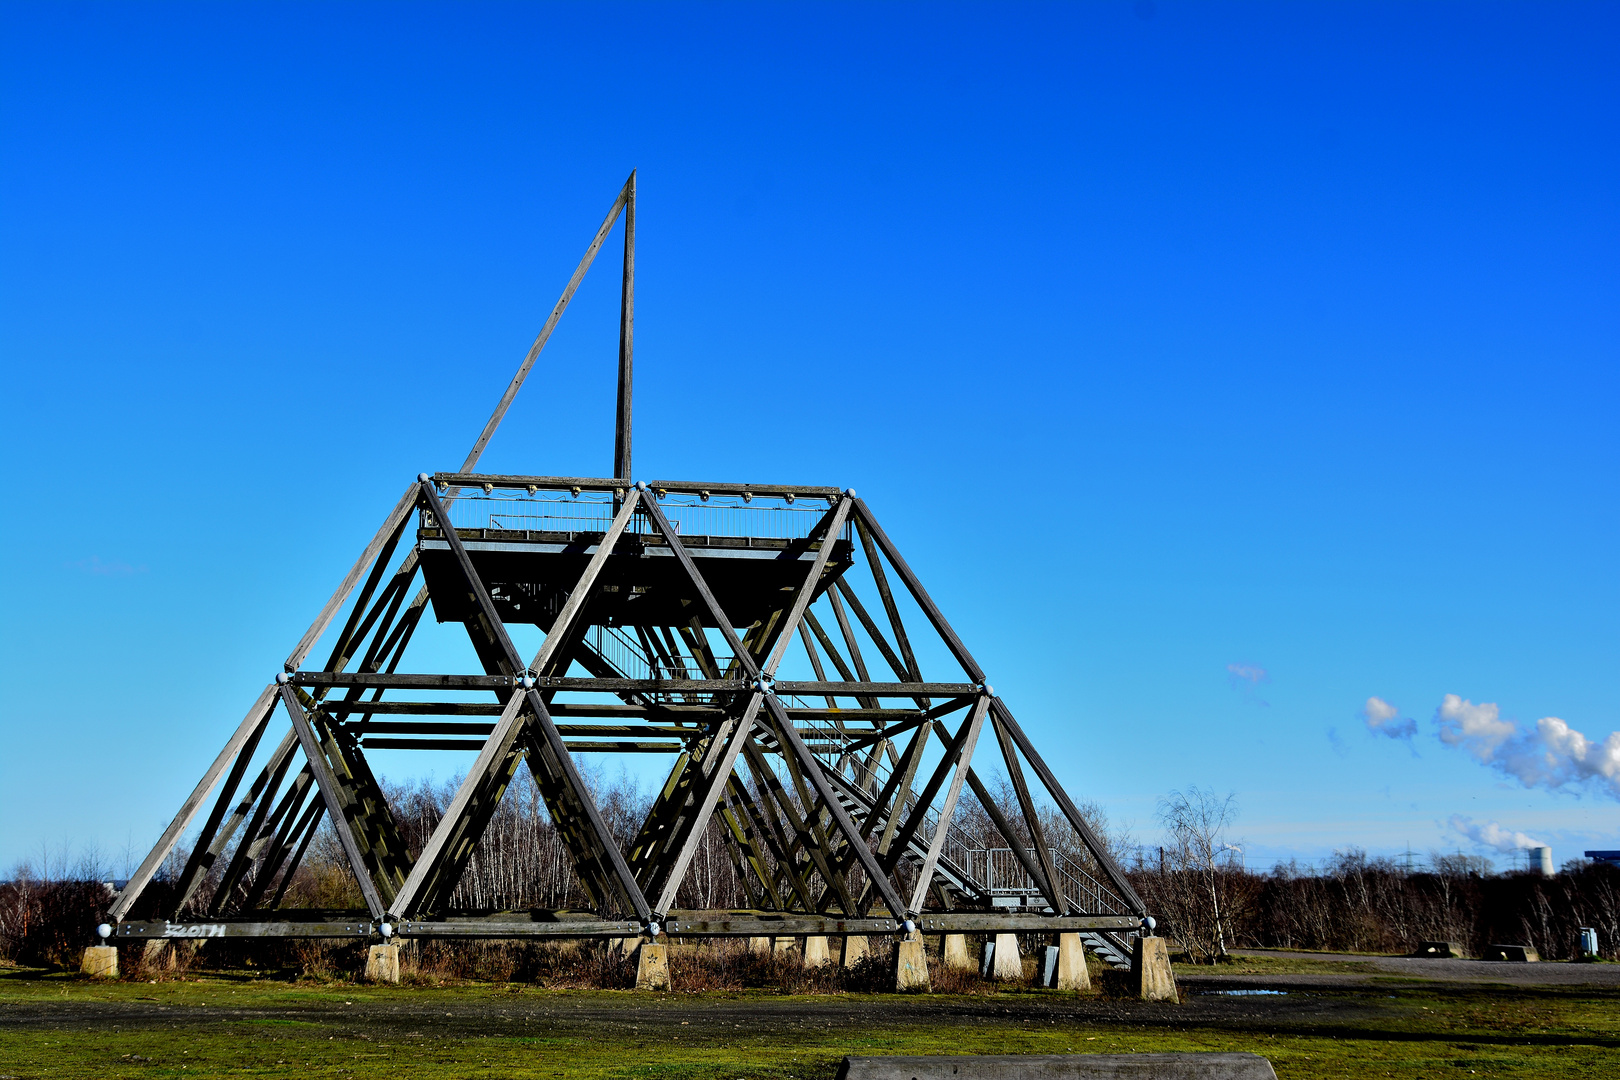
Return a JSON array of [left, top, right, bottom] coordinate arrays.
[[1413, 940, 1465, 958], [1485, 944, 1540, 962], [141, 940, 177, 972], [1131, 936, 1176, 1001], [942, 933, 972, 970], [836, 1052, 1277, 1080], [749, 936, 772, 955], [894, 931, 930, 991], [804, 935, 831, 966], [841, 935, 869, 968], [774, 936, 797, 956], [635, 942, 670, 989], [990, 932, 1023, 980], [365, 944, 400, 983], [81, 945, 118, 978], [1055, 933, 1091, 991]]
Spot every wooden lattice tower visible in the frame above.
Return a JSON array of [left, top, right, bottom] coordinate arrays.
[[107, 173, 1150, 968]]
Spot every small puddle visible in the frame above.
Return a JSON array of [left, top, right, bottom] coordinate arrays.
[[1202, 989, 1287, 996]]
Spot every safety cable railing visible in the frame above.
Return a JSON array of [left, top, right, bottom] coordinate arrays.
[[421, 491, 849, 542]]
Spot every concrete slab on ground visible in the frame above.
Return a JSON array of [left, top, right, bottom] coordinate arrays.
[[837, 1053, 1276, 1080]]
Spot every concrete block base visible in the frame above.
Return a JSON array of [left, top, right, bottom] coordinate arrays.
[[81, 946, 118, 979], [942, 933, 972, 971], [895, 931, 930, 991], [841, 935, 869, 968], [1056, 932, 1091, 991], [365, 944, 400, 983], [1413, 940, 1465, 959], [635, 942, 670, 990], [1131, 936, 1176, 1001], [141, 940, 177, 972], [804, 935, 831, 966], [748, 936, 773, 955], [991, 932, 1023, 981], [836, 1052, 1277, 1080], [1485, 944, 1540, 962], [774, 936, 797, 956]]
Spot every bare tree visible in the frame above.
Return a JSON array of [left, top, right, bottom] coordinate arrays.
[[1146, 786, 1242, 963]]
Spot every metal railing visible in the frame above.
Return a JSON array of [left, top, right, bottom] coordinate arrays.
[[586, 625, 733, 704], [422, 491, 846, 542], [951, 846, 1130, 916], [801, 727, 1131, 915]]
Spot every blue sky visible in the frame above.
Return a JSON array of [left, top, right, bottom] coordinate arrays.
[[2, 1, 1616, 875]]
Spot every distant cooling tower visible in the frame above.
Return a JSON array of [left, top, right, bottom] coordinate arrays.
[[1529, 846, 1554, 877]]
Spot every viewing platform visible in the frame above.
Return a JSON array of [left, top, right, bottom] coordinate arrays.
[[416, 474, 854, 629]]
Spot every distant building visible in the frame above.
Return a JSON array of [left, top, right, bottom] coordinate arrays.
[[1585, 850, 1620, 866]]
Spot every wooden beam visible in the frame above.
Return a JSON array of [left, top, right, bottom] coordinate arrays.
[[278, 685, 386, 919], [990, 709, 1067, 914], [112, 685, 278, 921], [854, 514, 923, 682], [390, 488, 648, 921], [285, 482, 420, 673], [849, 499, 985, 683], [457, 173, 633, 475], [614, 169, 635, 480], [763, 694, 908, 921], [904, 696, 988, 915], [990, 696, 1147, 914]]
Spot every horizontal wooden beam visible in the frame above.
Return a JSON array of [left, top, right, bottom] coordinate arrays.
[[295, 672, 977, 698], [293, 672, 515, 690], [115, 920, 381, 940], [430, 472, 844, 499], [116, 911, 1139, 939], [362, 738, 686, 753], [433, 472, 624, 493], [353, 722, 689, 737], [644, 479, 844, 499], [775, 681, 979, 697]]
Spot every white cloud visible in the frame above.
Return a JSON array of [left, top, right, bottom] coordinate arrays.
[[1363, 696, 1416, 740], [1227, 663, 1267, 685], [1435, 694, 1515, 762], [1447, 814, 1544, 854], [1433, 694, 1620, 801]]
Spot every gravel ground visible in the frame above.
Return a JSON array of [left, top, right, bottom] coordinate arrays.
[[1217, 949, 1620, 988]]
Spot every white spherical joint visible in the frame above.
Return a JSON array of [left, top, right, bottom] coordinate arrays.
[[379, 922, 394, 940], [647, 921, 661, 938], [96, 923, 112, 940], [418, 473, 432, 484], [844, 487, 857, 498], [275, 672, 290, 686], [983, 684, 995, 697], [519, 674, 536, 690], [1141, 916, 1156, 933], [902, 919, 916, 935], [635, 480, 647, 491]]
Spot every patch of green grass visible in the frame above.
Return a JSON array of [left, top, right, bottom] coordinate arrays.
[[1, 971, 1616, 1079], [1173, 954, 1379, 976]]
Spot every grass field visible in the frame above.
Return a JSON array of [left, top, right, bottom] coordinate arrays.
[[2, 957, 1616, 1079]]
